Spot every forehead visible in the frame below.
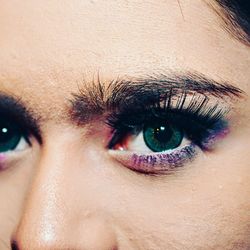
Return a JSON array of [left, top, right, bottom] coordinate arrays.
[[0, 0, 249, 119]]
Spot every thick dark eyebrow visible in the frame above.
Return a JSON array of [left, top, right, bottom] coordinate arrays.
[[0, 94, 42, 143], [70, 72, 244, 123]]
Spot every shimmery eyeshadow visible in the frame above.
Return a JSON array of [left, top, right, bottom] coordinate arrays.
[[0, 154, 7, 161], [131, 144, 196, 168], [201, 121, 229, 149], [110, 144, 197, 174]]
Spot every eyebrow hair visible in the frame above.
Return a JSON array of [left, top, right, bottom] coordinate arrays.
[[70, 72, 244, 123], [210, 0, 250, 46], [0, 94, 42, 143]]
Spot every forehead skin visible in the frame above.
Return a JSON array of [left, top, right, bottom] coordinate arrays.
[[0, 1, 249, 104], [0, 0, 249, 250]]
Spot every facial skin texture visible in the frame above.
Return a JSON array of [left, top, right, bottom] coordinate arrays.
[[0, 0, 250, 249]]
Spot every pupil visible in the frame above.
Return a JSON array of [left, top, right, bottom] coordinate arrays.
[[154, 126, 172, 143]]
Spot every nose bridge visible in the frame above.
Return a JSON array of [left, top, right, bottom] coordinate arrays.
[[12, 131, 118, 250], [15, 138, 79, 246]]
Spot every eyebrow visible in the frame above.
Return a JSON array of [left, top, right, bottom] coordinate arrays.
[[70, 72, 244, 123]]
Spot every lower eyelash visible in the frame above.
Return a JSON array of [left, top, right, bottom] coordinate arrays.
[[109, 144, 198, 174]]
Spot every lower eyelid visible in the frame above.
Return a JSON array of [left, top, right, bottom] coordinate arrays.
[[108, 144, 198, 174], [0, 140, 32, 172]]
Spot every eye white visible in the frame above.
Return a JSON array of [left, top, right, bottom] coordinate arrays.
[[14, 137, 30, 151], [127, 131, 190, 153], [2, 136, 30, 155]]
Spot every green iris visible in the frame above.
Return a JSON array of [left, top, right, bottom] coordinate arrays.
[[0, 122, 22, 152], [143, 123, 183, 152]]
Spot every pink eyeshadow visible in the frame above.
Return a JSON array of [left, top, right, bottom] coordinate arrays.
[[0, 154, 7, 170]]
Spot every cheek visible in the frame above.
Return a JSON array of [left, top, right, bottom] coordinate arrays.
[[0, 154, 35, 249], [110, 152, 249, 248]]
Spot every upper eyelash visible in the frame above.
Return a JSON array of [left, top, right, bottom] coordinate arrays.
[[106, 90, 228, 149], [107, 90, 227, 129]]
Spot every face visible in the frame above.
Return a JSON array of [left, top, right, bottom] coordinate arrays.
[[0, 0, 249, 249]]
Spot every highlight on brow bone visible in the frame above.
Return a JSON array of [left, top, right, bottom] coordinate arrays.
[[70, 72, 244, 124]]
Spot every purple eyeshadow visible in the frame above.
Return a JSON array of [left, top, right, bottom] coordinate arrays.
[[110, 145, 198, 174], [131, 144, 197, 170], [201, 120, 229, 150]]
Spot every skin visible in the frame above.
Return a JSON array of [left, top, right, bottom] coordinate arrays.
[[0, 0, 250, 249]]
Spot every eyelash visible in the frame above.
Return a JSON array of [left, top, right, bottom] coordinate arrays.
[[106, 90, 229, 173]]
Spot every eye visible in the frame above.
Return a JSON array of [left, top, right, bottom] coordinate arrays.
[[108, 119, 196, 173], [119, 121, 188, 153], [107, 93, 229, 174], [108, 117, 226, 174], [0, 120, 29, 153]]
